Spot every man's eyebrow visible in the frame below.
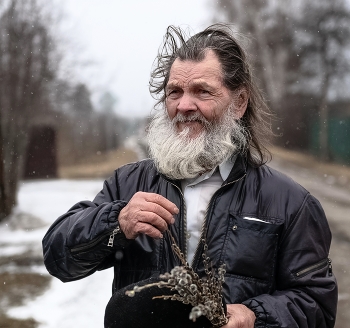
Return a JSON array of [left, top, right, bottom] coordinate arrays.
[[190, 80, 213, 88], [188, 80, 218, 91], [166, 82, 180, 90], [166, 80, 216, 90]]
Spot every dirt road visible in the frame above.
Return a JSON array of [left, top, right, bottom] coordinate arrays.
[[270, 149, 350, 328]]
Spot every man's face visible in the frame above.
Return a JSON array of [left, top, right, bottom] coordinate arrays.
[[165, 50, 235, 138]]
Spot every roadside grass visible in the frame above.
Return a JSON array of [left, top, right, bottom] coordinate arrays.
[[0, 252, 44, 267], [0, 314, 38, 328], [0, 272, 51, 327], [59, 147, 139, 179]]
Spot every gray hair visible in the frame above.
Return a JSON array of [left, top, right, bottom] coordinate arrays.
[[149, 24, 272, 167]]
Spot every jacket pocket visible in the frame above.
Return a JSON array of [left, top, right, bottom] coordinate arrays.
[[223, 214, 282, 282]]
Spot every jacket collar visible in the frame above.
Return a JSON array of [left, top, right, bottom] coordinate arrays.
[[223, 153, 247, 184]]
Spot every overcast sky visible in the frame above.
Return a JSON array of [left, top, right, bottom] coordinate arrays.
[[60, 0, 213, 118]]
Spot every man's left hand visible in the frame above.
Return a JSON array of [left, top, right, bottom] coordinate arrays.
[[222, 304, 256, 328]]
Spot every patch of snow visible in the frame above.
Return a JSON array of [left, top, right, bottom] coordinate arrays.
[[0, 244, 30, 257], [1, 179, 114, 327], [8, 269, 114, 328], [17, 179, 103, 224], [6, 209, 46, 230]]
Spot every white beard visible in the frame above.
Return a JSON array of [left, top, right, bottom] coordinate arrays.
[[147, 105, 248, 180]]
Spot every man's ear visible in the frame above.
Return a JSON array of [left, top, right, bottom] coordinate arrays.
[[234, 88, 249, 119]]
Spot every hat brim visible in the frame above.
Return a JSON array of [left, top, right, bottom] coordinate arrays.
[[104, 276, 214, 328]]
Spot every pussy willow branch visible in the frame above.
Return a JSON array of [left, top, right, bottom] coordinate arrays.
[[125, 229, 228, 327]]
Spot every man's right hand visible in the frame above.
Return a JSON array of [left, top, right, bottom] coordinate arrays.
[[118, 192, 179, 239]]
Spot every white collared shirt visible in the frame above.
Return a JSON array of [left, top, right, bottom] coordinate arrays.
[[181, 157, 235, 264]]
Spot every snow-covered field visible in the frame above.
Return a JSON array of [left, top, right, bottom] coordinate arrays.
[[0, 179, 115, 327]]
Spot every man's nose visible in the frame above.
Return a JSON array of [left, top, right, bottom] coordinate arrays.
[[176, 93, 197, 113]]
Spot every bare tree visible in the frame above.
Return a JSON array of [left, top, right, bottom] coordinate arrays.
[[0, 0, 128, 221], [215, 0, 293, 109], [293, 0, 350, 160], [0, 0, 57, 221], [98, 91, 120, 151], [52, 82, 125, 166], [214, 0, 350, 156]]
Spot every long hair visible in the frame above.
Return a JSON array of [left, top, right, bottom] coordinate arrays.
[[149, 24, 273, 167]]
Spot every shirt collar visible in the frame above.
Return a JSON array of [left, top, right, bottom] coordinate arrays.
[[219, 154, 236, 181], [182, 154, 237, 188]]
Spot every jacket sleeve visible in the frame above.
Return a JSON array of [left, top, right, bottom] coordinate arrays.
[[242, 194, 338, 328], [42, 172, 130, 283]]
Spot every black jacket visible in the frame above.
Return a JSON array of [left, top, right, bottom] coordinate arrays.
[[42, 156, 337, 327]]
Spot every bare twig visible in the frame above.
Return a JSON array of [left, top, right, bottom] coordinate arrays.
[[125, 230, 228, 327]]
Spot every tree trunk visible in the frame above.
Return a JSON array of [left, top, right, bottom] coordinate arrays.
[[318, 77, 330, 161], [0, 112, 11, 221], [318, 32, 331, 162]]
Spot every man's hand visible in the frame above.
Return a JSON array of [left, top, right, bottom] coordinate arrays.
[[222, 304, 256, 328], [118, 192, 179, 239]]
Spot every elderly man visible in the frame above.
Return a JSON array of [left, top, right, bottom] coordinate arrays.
[[43, 24, 337, 328]]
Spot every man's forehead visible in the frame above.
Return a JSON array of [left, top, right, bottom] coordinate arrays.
[[166, 79, 217, 89], [166, 51, 224, 88]]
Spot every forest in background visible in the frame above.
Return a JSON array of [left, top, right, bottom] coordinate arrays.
[[0, 0, 142, 221], [1, 0, 350, 222], [215, 0, 350, 161]]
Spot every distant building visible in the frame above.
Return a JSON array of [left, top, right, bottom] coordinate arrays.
[[23, 114, 58, 180]]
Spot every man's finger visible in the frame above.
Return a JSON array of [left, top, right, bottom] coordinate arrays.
[[139, 201, 176, 225], [138, 211, 169, 232], [134, 221, 163, 239], [142, 192, 179, 215]]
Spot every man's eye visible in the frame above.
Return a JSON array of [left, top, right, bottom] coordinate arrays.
[[167, 90, 180, 97], [199, 89, 210, 95]]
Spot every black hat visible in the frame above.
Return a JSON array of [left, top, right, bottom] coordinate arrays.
[[104, 277, 223, 328]]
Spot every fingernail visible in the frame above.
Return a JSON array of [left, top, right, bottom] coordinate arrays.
[[174, 207, 179, 214], [171, 217, 175, 224]]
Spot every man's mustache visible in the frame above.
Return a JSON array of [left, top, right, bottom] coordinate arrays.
[[172, 113, 210, 125]]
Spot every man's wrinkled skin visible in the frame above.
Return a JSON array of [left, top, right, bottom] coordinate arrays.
[[118, 192, 178, 239], [165, 50, 248, 138], [118, 50, 254, 328], [223, 304, 256, 328]]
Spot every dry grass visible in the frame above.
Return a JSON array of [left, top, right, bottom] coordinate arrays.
[[59, 147, 139, 179], [0, 272, 51, 308], [58, 144, 350, 184], [0, 314, 38, 328], [0, 272, 51, 327], [0, 251, 44, 267], [59, 145, 350, 182]]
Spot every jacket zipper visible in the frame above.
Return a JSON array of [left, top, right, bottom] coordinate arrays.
[[294, 258, 331, 278], [108, 226, 121, 247], [70, 228, 118, 254], [191, 173, 247, 268], [168, 181, 188, 260]]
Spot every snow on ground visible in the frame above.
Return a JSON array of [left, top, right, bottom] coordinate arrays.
[[0, 179, 115, 327], [8, 269, 114, 327]]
